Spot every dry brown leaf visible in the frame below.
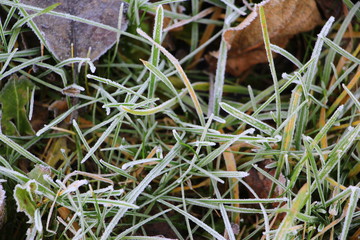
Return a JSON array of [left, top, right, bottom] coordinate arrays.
[[48, 99, 93, 128], [244, 159, 285, 207], [57, 207, 80, 232], [217, 0, 322, 76], [30, 102, 49, 132], [243, 160, 287, 228]]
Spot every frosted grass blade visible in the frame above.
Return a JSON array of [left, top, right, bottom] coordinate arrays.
[[220, 102, 276, 136]]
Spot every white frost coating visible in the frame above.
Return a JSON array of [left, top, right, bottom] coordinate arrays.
[[292, 80, 302, 85], [237, 172, 250, 178], [74, 211, 82, 218], [55, 179, 66, 189], [264, 162, 277, 169], [317, 16, 335, 38], [339, 185, 360, 239], [210, 171, 249, 178], [346, 126, 354, 132], [102, 104, 111, 115], [60, 179, 88, 195], [302, 135, 312, 142], [0, 182, 6, 218], [89, 62, 96, 73], [42, 174, 51, 181], [42, 174, 55, 186], [281, 72, 290, 79], [121, 158, 161, 170], [83, 185, 115, 197], [188, 141, 216, 147], [94, 185, 114, 194], [77, 57, 96, 73], [34, 209, 43, 233], [337, 105, 344, 112], [73, 228, 83, 240], [241, 128, 255, 135], [156, 146, 163, 158], [348, 186, 360, 192], [328, 206, 337, 216], [81, 188, 125, 197], [26, 227, 36, 240], [29, 87, 36, 121], [211, 115, 226, 124], [274, 135, 282, 141]]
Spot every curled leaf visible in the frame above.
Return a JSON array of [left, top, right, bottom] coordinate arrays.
[[215, 0, 322, 76]]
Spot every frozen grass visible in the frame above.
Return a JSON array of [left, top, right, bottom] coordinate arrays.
[[0, 0, 359, 239]]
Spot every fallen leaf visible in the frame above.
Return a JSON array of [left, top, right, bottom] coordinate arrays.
[[57, 206, 80, 231], [243, 159, 286, 207], [143, 220, 178, 239], [20, 0, 129, 61], [213, 0, 322, 76], [47, 99, 93, 128], [48, 99, 68, 117], [0, 75, 35, 135]]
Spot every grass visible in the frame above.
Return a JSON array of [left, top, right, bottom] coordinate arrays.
[[0, 0, 359, 239]]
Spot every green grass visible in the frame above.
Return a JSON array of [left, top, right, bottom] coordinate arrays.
[[0, 0, 360, 239]]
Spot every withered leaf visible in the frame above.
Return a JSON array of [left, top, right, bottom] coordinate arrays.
[[220, 0, 322, 76], [244, 159, 286, 207], [20, 0, 128, 61]]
